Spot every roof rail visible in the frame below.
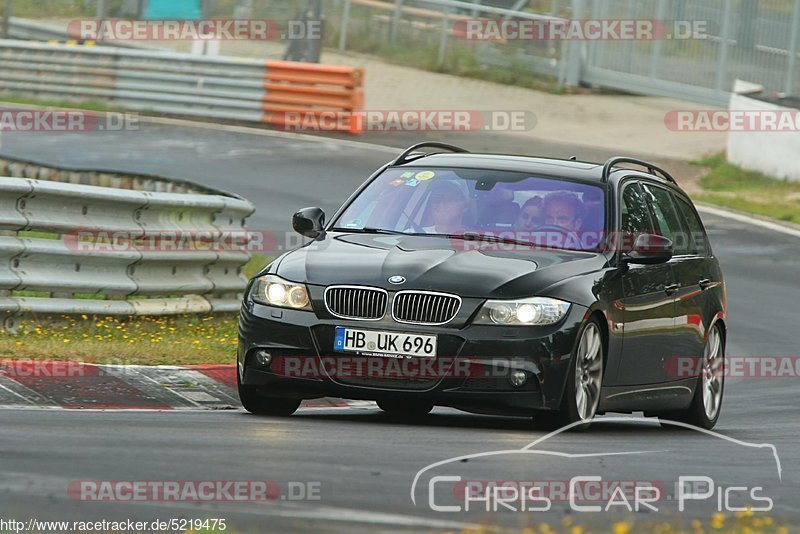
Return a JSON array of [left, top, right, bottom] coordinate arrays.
[[392, 142, 469, 165], [601, 156, 677, 184]]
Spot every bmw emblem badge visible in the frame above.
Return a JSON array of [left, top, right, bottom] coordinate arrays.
[[388, 275, 406, 285]]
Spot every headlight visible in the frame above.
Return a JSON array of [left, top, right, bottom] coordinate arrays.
[[475, 297, 570, 326], [252, 275, 312, 311]]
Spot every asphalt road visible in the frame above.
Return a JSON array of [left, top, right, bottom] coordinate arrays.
[[1, 121, 799, 532]]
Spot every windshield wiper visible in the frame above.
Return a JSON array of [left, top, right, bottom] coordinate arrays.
[[330, 226, 408, 235]]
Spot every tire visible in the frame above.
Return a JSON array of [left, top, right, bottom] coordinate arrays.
[[237, 368, 301, 416], [377, 399, 434, 419], [533, 318, 605, 431], [659, 323, 724, 430]]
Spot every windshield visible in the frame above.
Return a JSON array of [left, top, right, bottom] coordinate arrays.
[[333, 167, 606, 251]]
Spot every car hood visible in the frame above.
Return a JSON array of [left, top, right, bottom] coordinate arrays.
[[274, 232, 607, 299]]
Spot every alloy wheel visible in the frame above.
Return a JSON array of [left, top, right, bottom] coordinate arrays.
[[574, 322, 603, 421], [701, 325, 724, 420]]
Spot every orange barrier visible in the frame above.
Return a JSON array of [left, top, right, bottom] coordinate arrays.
[[262, 60, 365, 135]]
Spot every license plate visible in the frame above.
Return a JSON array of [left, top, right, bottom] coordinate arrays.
[[334, 327, 437, 358]]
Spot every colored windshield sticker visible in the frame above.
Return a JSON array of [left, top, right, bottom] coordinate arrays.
[[400, 171, 415, 178], [389, 178, 405, 187], [405, 179, 420, 187], [344, 219, 362, 228], [415, 171, 435, 181]]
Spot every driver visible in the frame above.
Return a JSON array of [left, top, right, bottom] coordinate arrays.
[[423, 181, 469, 234], [543, 191, 585, 232]]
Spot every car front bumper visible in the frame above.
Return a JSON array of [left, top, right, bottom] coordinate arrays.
[[237, 299, 588, 414]]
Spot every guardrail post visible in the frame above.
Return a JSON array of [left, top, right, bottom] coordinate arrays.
[[338, 0, 351, 52], [587, 0, 607, 70], [390, 0, 404, 44], [785, 0, 800, 95], [437, 7, 450, 67], [96, 0, 107, 40], [715, 0, 734, 92], [649, 0, 668, 78], [564, 0, 586, 86], [1, 0, 10, 39]]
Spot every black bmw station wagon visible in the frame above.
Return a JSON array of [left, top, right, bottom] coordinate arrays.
[[238, 143, 726, 430]]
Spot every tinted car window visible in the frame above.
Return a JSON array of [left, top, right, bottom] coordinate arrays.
[[674, 195, 710, 256], [333, 168, 606, 251], [642, 183, 690, 255], [620, 183, 654, 249]]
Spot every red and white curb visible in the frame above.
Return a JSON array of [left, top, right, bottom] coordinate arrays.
[[0, 361, 366, 411]]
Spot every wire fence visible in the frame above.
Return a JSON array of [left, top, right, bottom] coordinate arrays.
[[2, 0, 799, 106]]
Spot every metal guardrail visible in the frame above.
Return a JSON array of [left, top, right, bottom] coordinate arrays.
[[6, 17, 148, 49], [0, 177, 255, 327], [0, 39, 365, 131], [5, 0, 800, 107]]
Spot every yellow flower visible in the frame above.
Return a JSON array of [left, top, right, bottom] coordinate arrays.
[[710, 513, 725, 529], [612, 522, 631, 534], [570, 526, 583, 534], [735, 507, 753, 518]]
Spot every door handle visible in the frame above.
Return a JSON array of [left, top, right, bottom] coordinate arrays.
[[699, 278, 712, 290], [664, 283, 680, 296]]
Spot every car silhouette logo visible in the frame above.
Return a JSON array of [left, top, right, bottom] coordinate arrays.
[[388, 275, 406, 285]]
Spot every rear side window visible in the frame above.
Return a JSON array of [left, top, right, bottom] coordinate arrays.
[[642, 183, 690, 255], [674, 196, 710, 256]]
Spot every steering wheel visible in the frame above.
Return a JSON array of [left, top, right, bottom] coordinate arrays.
[[533, 224, 570, 234]]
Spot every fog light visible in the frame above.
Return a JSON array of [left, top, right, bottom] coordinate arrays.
[[510, 370, 527, 387], [255, 349, 272, 366]]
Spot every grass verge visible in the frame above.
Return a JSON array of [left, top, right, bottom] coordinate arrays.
[[693, 153, 800, 224], [0, 314, 239, 365], [0, 94, 128, 113], [0, 256, 272, 365]]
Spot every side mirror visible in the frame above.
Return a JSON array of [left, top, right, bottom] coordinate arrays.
[[624, 233, 673, 265], [292, 207, 326, 238]]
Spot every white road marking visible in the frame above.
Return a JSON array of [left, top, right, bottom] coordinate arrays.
[[180, 390, 221, 402], [2, 471, 481, 531], [0, 376, 56, 406], [142, 116, 400, 154], [696, 203, 800, 239]]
